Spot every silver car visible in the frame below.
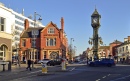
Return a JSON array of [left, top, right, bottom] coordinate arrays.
[[38, 59, 50, 64]]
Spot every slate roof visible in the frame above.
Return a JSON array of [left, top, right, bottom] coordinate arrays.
[[110, 40, 123, 45], [21, 27, 44, 38]]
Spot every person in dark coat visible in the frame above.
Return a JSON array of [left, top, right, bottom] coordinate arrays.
[[26, 59, 32, 71]]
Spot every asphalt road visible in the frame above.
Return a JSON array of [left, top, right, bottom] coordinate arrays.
[[1, 64, 130, 81]]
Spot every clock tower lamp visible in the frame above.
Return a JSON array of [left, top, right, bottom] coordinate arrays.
[[91, 8, 101, 60]]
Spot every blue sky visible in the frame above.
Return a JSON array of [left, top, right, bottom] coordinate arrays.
[[1, 0, 130, 56]]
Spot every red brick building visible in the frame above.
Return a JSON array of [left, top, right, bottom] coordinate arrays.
[[19, 17, 68, 62], [109, 40, 122, 57]]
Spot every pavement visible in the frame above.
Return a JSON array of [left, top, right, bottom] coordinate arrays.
[[0, 63, 78, 76], [0, 64, 42, 75], [0, 63, 70, 76], [1, 63, 129, 76]]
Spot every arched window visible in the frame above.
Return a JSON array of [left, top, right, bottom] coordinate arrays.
[[0, 45, 7, 60]]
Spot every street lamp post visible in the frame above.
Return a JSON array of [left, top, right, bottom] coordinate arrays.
[[115, 39, 118, 63], [32, 12, 42, 68], [16, 43, 20, 67], [103, 44, 106, 58], [70, 38, 74, 62], [89, 8, 101, 60], [74, 46, 77, 57]]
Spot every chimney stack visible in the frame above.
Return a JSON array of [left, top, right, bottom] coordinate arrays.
[[24, 19, 29, 30], [61, 17, 64, 31], [128, 36, 130, 41]]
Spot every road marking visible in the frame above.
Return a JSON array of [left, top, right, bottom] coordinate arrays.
[[110, 75, 130, 81], [69, 67, 75, 71], [102, 76, 106, 78], [108, 74, 111, 76], [27, 70, 42, 74], [96, 79, 101, 81]]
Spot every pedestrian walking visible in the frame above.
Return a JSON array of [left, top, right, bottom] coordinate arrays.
[[26, 59, 32, 71], [122, 58, 125, 64]]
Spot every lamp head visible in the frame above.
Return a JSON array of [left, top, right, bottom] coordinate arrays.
[[38, 17, 42, 21]]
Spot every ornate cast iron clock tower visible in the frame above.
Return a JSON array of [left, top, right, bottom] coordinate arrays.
[[91, 8, 101, 60]]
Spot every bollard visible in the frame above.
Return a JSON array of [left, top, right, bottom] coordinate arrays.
[[42, 63, 47, 73], [8, 61, 11, 71], [61, 59, 66, 70]]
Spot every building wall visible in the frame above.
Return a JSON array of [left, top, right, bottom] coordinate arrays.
[[20, 18, 68, 61], [0, 2, 45, 56], [117, 37, 130, 63], [41, 23, 61, 49], [40, 22, 65, 59], [0, 6, 14, 34], [0, 32, 12, 61]]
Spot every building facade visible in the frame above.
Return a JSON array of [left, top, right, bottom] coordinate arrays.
[[20, 17, 68, 62], [117, 36, 130, 63], [0, 2, 44, 59], [98, 46, 111, 59], [109, 40, 122, 60], [0, 3, 13, 61]]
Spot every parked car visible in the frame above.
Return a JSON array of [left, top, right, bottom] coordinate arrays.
[[38, 59, 50, 64], [47, 60, 62, 66], [88, 58, 115, 67]]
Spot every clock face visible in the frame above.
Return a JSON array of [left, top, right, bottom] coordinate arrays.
[[93, 18, 98, 23]]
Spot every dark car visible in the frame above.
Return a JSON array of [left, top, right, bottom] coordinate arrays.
[[47, 60, 62, 66], [47, 60, 55, 66], [89, 58, 116, 67]]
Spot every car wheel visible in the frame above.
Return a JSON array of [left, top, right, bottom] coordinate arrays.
[[47, 63, 50, 66], [90, 63, 95, 67], [107, 64, 112, 67]]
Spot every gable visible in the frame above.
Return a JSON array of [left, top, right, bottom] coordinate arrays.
[[41, 21, 60, 33]]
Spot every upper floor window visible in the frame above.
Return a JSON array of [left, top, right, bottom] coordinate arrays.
[[15, 15, 24, 21], [22, 40, 26, 47], [0, 17, 5, 31], [119, 48, 121, 52], [15, 26, 24, 31], [126, 46, 128, 51], [46, 38, 56, 46], [15, 20, 24, 26], [31, 39, 36, 47], [48, 28, 55, 34], [122, 47, 124, 52]]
